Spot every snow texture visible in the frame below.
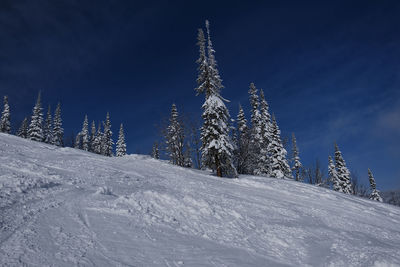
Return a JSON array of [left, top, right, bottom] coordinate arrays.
[[0, 133, 399, 266]]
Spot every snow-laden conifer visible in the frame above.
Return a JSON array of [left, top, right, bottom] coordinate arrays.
[[184, 142, 193, 168], [368, 168, 383, 202], [116, 123, 127, 157], [151, 142, 160, 159], [92, 122, 103, 154], [74, 132, 82, 149], [195, 21, 237, 177], [43, 105, 53, 144], [0, 96, 11, 133], [102, 113, 113, 157], [81, 115, 89, 151], [291, 133, 302, 181], [235, 104, 251, 174], [334, 143, 353, 194], [52, 102, 64, 147], [248, 83, 263, 175], [166, 104, 184, 166], [17, 117, 28, 138], [28, 92, 44, 142], [90, 121, 96, 152], [328, 155, 340, 191], [256, 89, 272, 175], [268, 115, 292, 178]]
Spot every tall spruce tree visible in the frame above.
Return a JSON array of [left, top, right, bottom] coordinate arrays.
[[17, 117, 29, 138], [43, 105, 54, 144], [0, 96, 11, 133], [166, 104, 185, 166], [116, 123, 127, 157], [81, 115, 89, 151], [291, 133, 302, 181], [368, 169, 383, 202], [334, 143, 353, 194], [248, 83, 264, 174], [235, 104, 251, 174], [256, 89, 272, 175], [328, 155, 340, 191], [195, 21, 237, 177], [52, 102, 64, 146], [268, 115, 292, 178], [102, 113, 113, 156], [28, 92, 44, 142]]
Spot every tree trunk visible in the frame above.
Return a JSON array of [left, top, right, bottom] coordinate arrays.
[[215, 155, 222, 177]]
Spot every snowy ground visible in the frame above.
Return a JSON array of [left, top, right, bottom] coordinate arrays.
[[1, 133, 400, 266]]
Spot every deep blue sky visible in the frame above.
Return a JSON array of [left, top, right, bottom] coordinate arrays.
[[0, 0, 399, 190]]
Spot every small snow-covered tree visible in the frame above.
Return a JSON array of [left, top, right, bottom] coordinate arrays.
[[92, 122, 103, 154], [17, 117, 28, 138], [89, 121, 96, 152], [116, 123, 127, 157], [334, 143, 353, 194], [28, 92, 44, 142], [291, 133, 302, 181], [52, 102, 64, 146], [74, 132, 82, 149], [102, 113, 113, 157], [43, 105, 53, 144], [235, 104, 251, 174], [368, 168, 383, 202], [195, 21, 237, 177], [81, 115, 89, 151], [151, 142, 160, 159], [268, 115, 292, 178], [165, 104, 185, 166], [328, 155, 340, 191], [0, 96, 11, 133], [184, 142, 193, 168]]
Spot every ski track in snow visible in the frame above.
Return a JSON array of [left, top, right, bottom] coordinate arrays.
[[0, 133, 400, 266]]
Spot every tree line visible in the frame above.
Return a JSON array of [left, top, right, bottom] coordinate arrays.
[[0, 92, 127, 157], [150, 20, 383, 203]]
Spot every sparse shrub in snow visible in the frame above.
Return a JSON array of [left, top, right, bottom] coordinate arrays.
[[96, 186, 113, 195]]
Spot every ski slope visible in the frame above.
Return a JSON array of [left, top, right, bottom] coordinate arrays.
[[0, 133, 399, 266]]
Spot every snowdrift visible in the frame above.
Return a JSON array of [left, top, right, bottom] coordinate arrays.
[[0, 133, 399, 266]]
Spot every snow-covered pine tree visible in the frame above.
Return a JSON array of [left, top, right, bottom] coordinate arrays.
[[291, 133, 302, 181], [92, 122, 103, 154], [28, 92, 44, 142], [268, 114, 292, 178], [368, 168, 383, 202], [248, 83, 263, 175], [116, 123, 127, 157], [235, 104, 251, 174], [151, 142, 160, 159], [81, 115, 89, 151], [195, 21, 237, 178], [166, 104, 185, 166], [0, 96, 11, 133], [328, 155, 340, 191], [43, 105, 54, 144], [74, 132, 82, 149], [256, 89, 272, 175], [184, 142, 193, 168], [334, 143, 353, 194], [17, 117, 29, 138], [52, 102, 64, 147], [89, 121, 96, 152], [102, 113, 113, 157]]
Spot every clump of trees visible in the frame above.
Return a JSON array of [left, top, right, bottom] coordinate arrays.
[[0, 92, 127, 157]]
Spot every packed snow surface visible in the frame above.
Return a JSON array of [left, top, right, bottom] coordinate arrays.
[[1, 133, 400, 266]]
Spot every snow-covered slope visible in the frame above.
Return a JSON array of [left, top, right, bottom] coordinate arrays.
[[1, 133, 400, 267]]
